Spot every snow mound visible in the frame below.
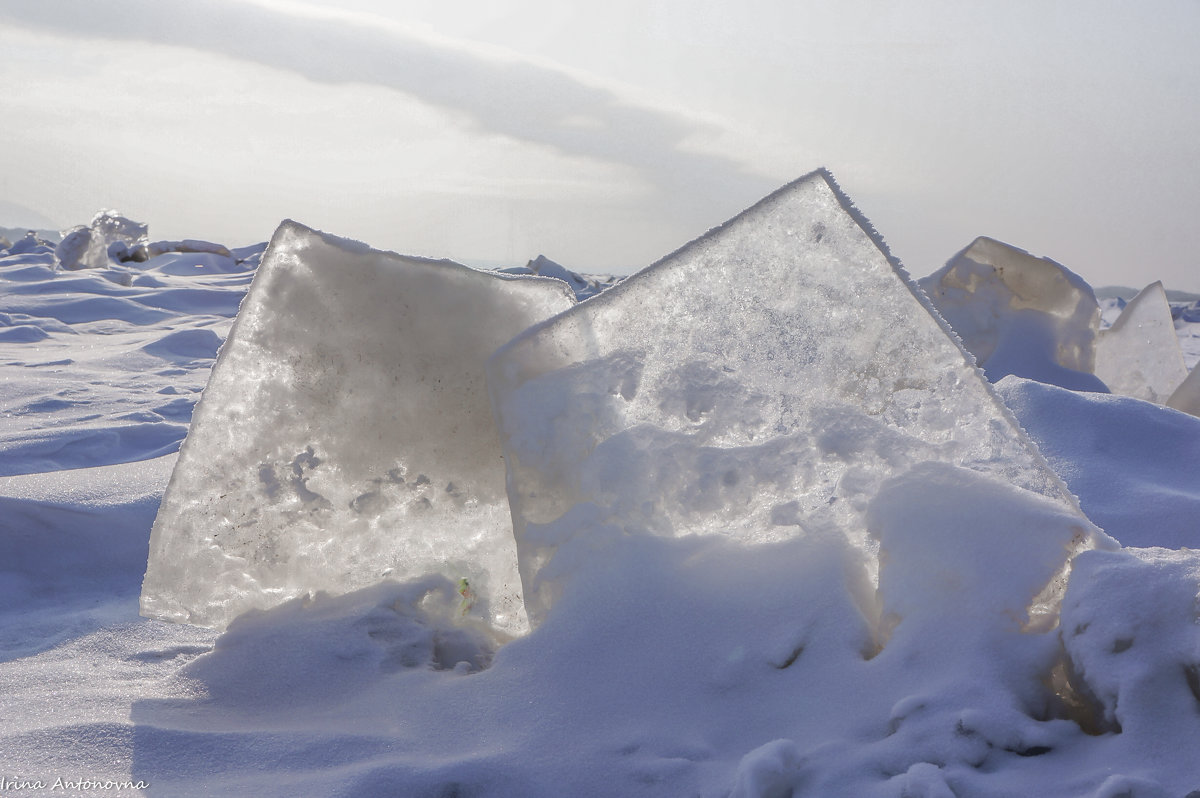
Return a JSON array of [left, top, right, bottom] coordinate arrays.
[[871, 461, 1091, 631], [489, 170, 1095, 626], [141, 328, 223, 362], [1061, 547, 1200, 738], [920, 236, 1107, 391], [142, 221, 575, 633], [182, 577, 499, 710], [1094, 281, 1188, 403]]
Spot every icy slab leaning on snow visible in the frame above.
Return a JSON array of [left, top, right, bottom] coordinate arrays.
[[919, 236, 1106, 391], [488, 170, 1095, 625], [1167, 361, 1200, 418], [1094, 281, 1188, 403], [141, 221, 574, 633]]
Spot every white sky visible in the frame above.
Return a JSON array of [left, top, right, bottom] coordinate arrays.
[[1, 0, 1198, 289]]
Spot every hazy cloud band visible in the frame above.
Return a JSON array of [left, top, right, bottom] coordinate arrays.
[[1, 0, 774, 214]]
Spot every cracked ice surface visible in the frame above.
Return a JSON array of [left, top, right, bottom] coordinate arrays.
[[488, 170, 1091, 625], [1094, 281, 1188, 403], [141, 221, 574, 633]]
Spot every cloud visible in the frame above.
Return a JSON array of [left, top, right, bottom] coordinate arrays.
[[0, 0, 775, 218]]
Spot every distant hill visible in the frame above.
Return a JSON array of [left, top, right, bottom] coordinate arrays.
[[1096, 285, 1200, 302], [0, 199, 58, 231], [0, 225, 61, 245]]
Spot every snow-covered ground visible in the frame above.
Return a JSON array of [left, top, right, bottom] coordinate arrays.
[[2, 194, 1200, 797]]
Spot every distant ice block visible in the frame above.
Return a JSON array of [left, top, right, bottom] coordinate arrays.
[[1094, 282, 1188, 403], [488, 170, 1091, 625], [133, 239, 235, 261], [498, 255, 621, 301], [919, 237, 1106, 391], [56, 210, 149, 270], [1166, 364, 1200, 418], [141, 221, 574, 633]]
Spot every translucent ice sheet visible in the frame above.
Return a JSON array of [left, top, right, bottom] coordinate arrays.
[[142, 221, 574, 633], [1094, 281, 1188, 403]]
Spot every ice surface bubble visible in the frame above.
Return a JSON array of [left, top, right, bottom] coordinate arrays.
[[141, 220, 575, 633], [1094, 281, 1188, 403], [488, 170, 1092, 626], [919, 236, 1106, 391]]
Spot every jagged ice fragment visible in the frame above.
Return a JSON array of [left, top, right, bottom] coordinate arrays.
[[1094, 281, 1188, 403], [1167, 363, 1200, 418]]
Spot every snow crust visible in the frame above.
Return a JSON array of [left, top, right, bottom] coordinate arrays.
[[142, 221, 574, 633], [1060, 547, 1200, 738], [919, 237, 1107, 391], [489, 170, 1092, 625], [1094, 281, 1188, 403]]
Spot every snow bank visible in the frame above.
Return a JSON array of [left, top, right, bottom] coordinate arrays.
[[489, 170, 1095, 625], [920, 236, 1107, 391], [721, 463, 1106, 797], [1060, 547, 1200, 738], [142, 221, 575, 633], [997, 375, 1200, 548], [182, 577, 499, 710]]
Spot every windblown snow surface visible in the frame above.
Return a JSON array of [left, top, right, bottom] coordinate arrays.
[[2, 200, 1200, 798]]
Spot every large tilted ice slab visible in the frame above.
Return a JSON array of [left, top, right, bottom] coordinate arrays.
[[488, 170, 1091, 625], [918, 237, 1106, 391], [141, 221, 574, 633], [1094, 281, 1188, 403]]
